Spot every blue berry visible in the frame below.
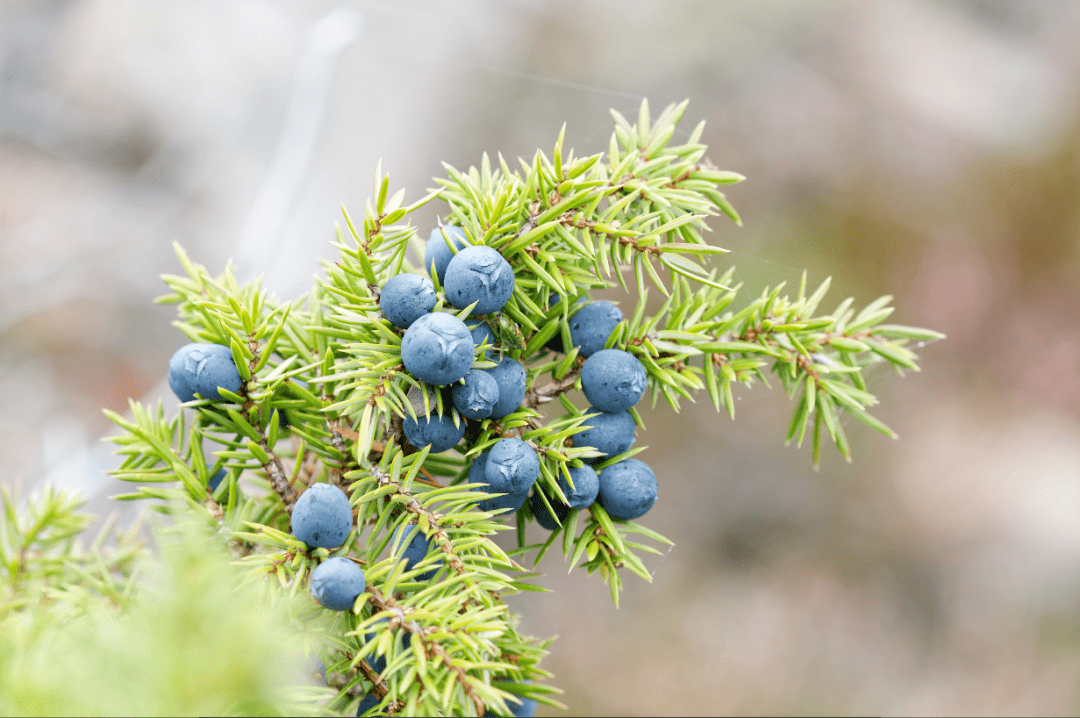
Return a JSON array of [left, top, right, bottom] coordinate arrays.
[[508, 696, 537, 718], [168, 343, 242, 402], [291, 483, 353, 549], [581, 349, 647, 413], [362, 617, 408, 676], [568, 301, 622, 358], [576, 409, 636, 464], [467, 319, 498, 360], [402, 410, 466, 453], [425, 225, 470, 284], [529, 491, 569, 531], [400, 312, 475, 386], [208, 466, 228, 493], [356, 693, 381, 716], [390, 524, 442, 580], [278, 378, 307, 429], [485, 438, 540, 494], [469, 451, 529, 514], [544, 294, 586, 352], [484, 682, 537, 717], [379, 273, 436, 328], [483, 356, 526, 419], [597, 458, 657, 520], [557, 464, 599, 509], [443, 245, 515, 315], [310, 556, 366, 611], [452, 370, 500, 420]]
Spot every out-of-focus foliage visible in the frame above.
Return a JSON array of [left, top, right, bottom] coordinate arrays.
[[0, 487, 326, 717]]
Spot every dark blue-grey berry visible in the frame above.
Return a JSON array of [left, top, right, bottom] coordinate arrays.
[[208, 466, 228, 493], [597, 458, 657, 520], [362, 617, 408, 676], [278, 378, 307, 430], [581, 349, 647, 413], [508, 696, 537, 718], [168, 343, 242, 402], [530, 491, 569, 531], [483, 356, 526, 419], [311, 657, 326, 685], [576, 409, 636, 464], [469, 451, 529, 515], [310, 556, 366, 611], [400, 312, 475, 386], [544, 293, 586, 352], [568, 300, 623, 358], [485, 438, 540, 494], [390, 524, 442, 580], [379, 273, 437, 329], [402, 410, 466, 453], [557, 464, 599, 509], [467, 319, 498, 360], [206, 465, 234, 504], [291, 483, 353, 549], [425, 225, 469, 284], [356, 693, 381, 716], [444, 245, 515, 315], [452, 370, 500, 420]]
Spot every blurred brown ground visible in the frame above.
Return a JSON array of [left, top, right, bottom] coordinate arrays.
[[2, 1, 1080, 715]]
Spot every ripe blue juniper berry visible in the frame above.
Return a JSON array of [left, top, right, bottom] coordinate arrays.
[[399, 311, 474, 386], [485, 438, 540, 495], [207, 466, 228, 493], [390, 524, 443, 581], [452, 369, 500, 420], [290, 483, 353, 549], [580, 348, 648, 413], [597, 458, 658, 520], [483, 355, 526, 418], [575, 409, 636, 464], [104, 99, 941, 716], [466, 318, 498, 360], [563, 300, 623, 357], [424, 225, 469, 283], [379, 273, 437, 329], [557, 464, 600, 510], [310, 556, 366, 611], [469, 451, 529, 514], [167, 342, 242, 402], [444, 245, 515, 315], [402, 409, 467, 453], [356, 692, 382, 717], [529, 491, 569, 531]]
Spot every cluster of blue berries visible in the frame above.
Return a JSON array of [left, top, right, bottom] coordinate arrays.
[[291, 483, 367, 610], [538, 291, 658, 522], [163, 225, 665, 717], [385, 228, 522, 445]]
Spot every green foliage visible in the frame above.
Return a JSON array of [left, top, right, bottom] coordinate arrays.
[[0, 490, 323, 716], [1, 99, 940, 716]]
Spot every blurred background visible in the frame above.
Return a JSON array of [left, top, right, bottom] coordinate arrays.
[[2, 0, 1079, 714]]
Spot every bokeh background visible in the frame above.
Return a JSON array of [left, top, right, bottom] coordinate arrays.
[[3, 1, 1080, 715]]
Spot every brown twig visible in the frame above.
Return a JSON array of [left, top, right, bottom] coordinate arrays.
[[367, 588, 486, 717], [521, 361, 583, 411], [240, 340, 298, 511], [371, 466, 468, 575]]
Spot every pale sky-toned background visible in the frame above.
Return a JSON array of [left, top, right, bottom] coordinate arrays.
[[3, 1, 1080, 715]]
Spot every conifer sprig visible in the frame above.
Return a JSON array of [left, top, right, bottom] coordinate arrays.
[[87, 99, 943, 714]]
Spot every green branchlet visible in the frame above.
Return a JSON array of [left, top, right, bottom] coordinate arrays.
[[0, 99, 947, 716]]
